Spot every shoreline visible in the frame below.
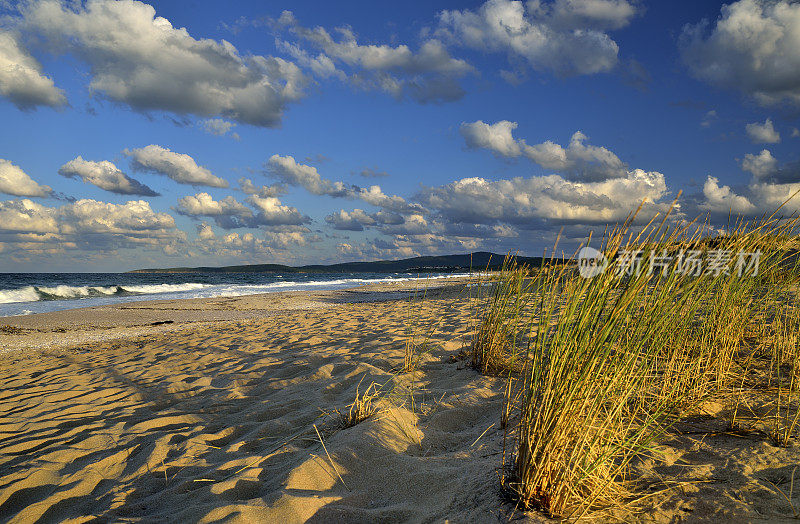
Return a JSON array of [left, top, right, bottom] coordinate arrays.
[[0, 275, 471, 353]]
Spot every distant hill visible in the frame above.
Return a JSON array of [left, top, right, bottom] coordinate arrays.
[[129, 252, 553, 274]]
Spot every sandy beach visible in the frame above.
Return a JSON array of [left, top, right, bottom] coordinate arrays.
[[1, 278, 800, 522]]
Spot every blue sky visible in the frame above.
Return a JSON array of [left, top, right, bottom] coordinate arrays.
[[1, 0, 799, 271]]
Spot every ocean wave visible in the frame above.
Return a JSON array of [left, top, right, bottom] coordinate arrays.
[[0, 283, 210, 304], [0, 287, 40, 304], [0, 274, 468, 307], [119, 283, 209, 294]]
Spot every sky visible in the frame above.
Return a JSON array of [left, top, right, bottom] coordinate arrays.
[[1, 0, 799, 272]]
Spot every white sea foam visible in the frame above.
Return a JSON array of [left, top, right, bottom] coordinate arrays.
[[119, 283, 209, 294], [0, 286, 40, 304], [38, 285, 92, 298]]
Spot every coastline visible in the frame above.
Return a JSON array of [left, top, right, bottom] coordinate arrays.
[[0, 275, 471, 353]]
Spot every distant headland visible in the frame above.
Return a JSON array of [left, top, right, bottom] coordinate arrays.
[[128, 251, 552, 274]]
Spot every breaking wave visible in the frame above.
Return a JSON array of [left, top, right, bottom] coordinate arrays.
[[0, 283, 210, 304]]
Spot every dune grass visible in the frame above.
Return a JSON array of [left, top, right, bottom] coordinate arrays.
[[338, 376, 380, 429], [466, 202, 800, 518], [469, 254, 532, 375]]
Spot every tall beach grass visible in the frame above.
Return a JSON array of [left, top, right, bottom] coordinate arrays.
[[467, 201, 800, 517]]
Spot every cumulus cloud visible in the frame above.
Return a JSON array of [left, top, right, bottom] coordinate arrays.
[[126, 145, 228, 188], [681, 0, 800, 106], [739, 149, 800, 185], [0, 197, 180, 254], [325, 208, 424, 234], [748, 180, 800, 213], [58, 156, 158, 196], [17, 0, 307, 126], [325, 208, 375, 231], [176, 191, 308, 229], [237, 177, 285, 197], [376, 214, 432, 236], [417, 168, 670, 226], [356, 185, 423, 214], [0, 199, 58, 233], [246, 194, 310, 226], [194, 227, 312, 263], [267, 154, 423, 213], [267, 154, 348, 196], [461, 120, 627, 181], [201, 118, 237, 138], [698, 149, 800, 216], [177, 192, 251, 220], [0, 31, 66, 110], [61, 198, 175, 234], [0, 159, 52, 197], [741, 149, 778, 178], [461, 120, 522, 157], [699, 176, 755, 214], [196, 221, 215, 240], [275, 10, 473, 103], [746, 118, 780, 143], [436, 0, 637, 77]]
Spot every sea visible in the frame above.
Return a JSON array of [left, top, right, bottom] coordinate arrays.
[[0, 271, 467, 318]]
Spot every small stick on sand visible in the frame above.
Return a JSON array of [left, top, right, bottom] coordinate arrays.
[[471, 422, 496, 448]]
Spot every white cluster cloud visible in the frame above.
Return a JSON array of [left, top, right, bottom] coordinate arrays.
[[247, 194, 310, 226], [196, 221, 215, 240], [0, 197, 181, 254], [192, 226, 313, 264], [740, 148, 800, 185], [237, 177, 285, 197], [267, 154, 348, 196], [681, 0, 800, 106], [58, 156, 158, 196], [436, 0, 637, 77], [0, 199, 59, 233], [698, 176, 800, 217], [16, 0, 307, 126], [746, 118, 781, 143], [461, 120, 523, 157], [202, 118, 238, 139], [748, 180, 800, 213], [62, 198, 175, 234], [267, 154, 422, 213], [699, 176, 756, 214], [0, 31, 66, 110], [417, 168, 669, 226], [326, 208, 391, 231], [176, 191, 308, 229], [0, 159, 52, 197], [275, 10, 473, 103], [698, 147, 800, 216], [126, 145, 228, 188], [177, 193, 250, 220], [461, 120, 627, 181], [741, 149, 778, 178]]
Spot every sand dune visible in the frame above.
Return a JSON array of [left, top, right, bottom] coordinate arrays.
[[0, 285, 516, 522], [1, 282, 799, 522]]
